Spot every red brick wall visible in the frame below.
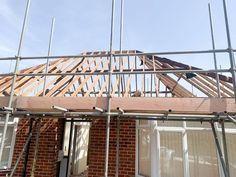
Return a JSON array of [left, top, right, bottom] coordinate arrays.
[[88, 119, 136, 177], [0, 118, 136, 177], [0, 118, 64, 177], [0, 170, 10, 177]]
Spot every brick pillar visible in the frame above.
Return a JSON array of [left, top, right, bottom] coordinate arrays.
[[88, 119, 136, 177], [1, 118, 64, 177]]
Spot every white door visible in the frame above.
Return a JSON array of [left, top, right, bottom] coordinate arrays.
[[71, 123, 90, 177]]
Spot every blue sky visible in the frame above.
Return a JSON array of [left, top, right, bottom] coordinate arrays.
[[0, 0, 236, 72]]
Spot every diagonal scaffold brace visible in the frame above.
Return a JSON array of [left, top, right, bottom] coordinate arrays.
[[210, 121, 229, 177], [9, 118, 37, 177]]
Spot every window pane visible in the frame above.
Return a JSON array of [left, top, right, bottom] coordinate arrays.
[[138, 129, 151, 177], [188, 131, 219, 177], [160, 132, 183, 177], [71, 123, 90, 175], [158, 121, 183, 127], [0, 117, 14, 122], [187, 122, 211, 128], [226, 134, 236, 175], [139, 120, 149, 126], [218, 122, 236, 129]]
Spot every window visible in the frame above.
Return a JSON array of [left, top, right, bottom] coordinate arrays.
[[0, 117, 18, 169], [226, 134, 236, 176], [136, 120, 236, 177], [160, 132, 183, 177], [138, 128, 151, 176], [187, 131, 219, 177]]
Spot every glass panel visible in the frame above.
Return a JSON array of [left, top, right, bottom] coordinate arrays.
[[187, 121, 211, 128], [0, 117, 14, 123], [138, 129, 151, 177], [226, 134, 236, 175], [218, 122, 236, 129], [187, 131, 219, 177], [139, 120, 149, 126], [63, 122, 71, 156], [157, 121, 183, 127], [72, 123, 90, 175], [160, 132, 183, 177]]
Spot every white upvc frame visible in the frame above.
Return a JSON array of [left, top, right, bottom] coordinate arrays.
[[7, 118, 18, 169], [0, 118, 18, 169], [136, 120, 236, 177], [182, 121, 190, 177], [136, 121, 151, 177]]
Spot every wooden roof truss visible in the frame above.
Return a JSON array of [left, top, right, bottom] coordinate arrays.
[[0, 50, 234, 98]]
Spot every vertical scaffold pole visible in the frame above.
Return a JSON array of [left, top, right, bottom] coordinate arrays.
[[115, 115, 120, 177], [30, 119, 41, 177], [221, 120, 230, 177], [0, 0, 31, 163], [119, 0, 124, 52], [116, 0, 124, 176], [221, 0, 235, 174], [208, 3, 221, 97], [118, 0, 124, 97], [31, 17, 55, 177], [105, 0, 116, 176], [211, 122, 229, 177], [42, 17, 56, 95], [22, 118, 34, 177], [222, 0, 236, 101]]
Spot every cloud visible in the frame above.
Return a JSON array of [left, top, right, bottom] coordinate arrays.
[[0, 45, 15, 53], [0, 0, 42, 57], [0, 44, 15, 57], [0, 2, 18, 57], [0, 0, 20, 29]]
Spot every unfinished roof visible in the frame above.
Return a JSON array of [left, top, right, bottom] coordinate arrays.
[[0, 50, 233, 98]]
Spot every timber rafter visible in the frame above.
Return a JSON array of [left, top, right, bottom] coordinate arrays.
[[0, 50, 234, 99]]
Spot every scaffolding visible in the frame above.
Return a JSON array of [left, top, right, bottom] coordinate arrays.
[[0, 0, 236, 177]]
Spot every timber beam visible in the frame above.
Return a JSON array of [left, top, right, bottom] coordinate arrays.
[[0, 96, 235, 115]]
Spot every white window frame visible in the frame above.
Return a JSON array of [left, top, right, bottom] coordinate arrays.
[[0, 118, 18, 169], [136, 120, 236, 177]]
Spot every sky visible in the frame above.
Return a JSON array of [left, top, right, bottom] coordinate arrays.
[[0, 0, 236, 73]]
